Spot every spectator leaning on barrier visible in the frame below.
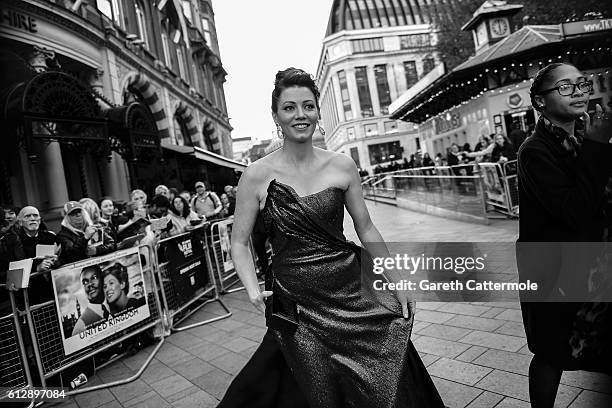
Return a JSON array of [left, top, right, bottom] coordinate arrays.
[[130, 189, 147, 210], [224, 185, 236, 216], [490, 133, 517, 164], [57, 201, 107, 266], [79, 198, 116, 253], [191, 181, 222, 220], [0, 206, 59, 303], [154, 185, 170, 199], [168, 195, 203, 236]]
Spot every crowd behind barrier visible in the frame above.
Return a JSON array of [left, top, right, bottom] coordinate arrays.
[[363, 160, 519, 219], [0, 181, 255, 399]]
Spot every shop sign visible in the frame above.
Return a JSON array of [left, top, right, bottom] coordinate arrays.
[[0, 8, 37, 33], [562, 19, 612, 37], [506, 93, 523, 109], [434, 112, 461, 135]]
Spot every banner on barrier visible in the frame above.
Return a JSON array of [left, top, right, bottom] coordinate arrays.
[[481, 165, 507, 206], [164, 233, 210, 300], [218, 220, 234, 272], [51, 247, 150, 355]]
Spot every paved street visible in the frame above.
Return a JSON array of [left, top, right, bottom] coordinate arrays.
[[51, 203, 611, 408]]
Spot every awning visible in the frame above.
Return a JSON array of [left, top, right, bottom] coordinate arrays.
[[161, 142, 246, 171]]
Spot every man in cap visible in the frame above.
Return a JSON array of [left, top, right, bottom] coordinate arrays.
[[191, 181, 222, 219], [72, 265, 109, 336]]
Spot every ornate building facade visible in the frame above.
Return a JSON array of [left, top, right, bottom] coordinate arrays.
[[0, 0, 240, 225], [316, 0, 442, 172]]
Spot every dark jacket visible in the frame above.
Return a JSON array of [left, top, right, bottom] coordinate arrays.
[[491, 142, 517, 163], [0, 227, 58, 304], [56, 224, 116, 266], [518, 118, 612, 242], [517, 117, 612, 369]]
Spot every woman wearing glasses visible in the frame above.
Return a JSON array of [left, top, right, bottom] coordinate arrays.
[[517, 63, 612, 407]]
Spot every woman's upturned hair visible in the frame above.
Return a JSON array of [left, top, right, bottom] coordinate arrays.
[[271, 68, 320, 113]]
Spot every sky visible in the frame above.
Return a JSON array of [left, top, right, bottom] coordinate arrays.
[[212, 0, 334, 143]]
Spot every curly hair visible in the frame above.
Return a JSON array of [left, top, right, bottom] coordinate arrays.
[[529, 63, 577, 112], [271, 68, 320, 113]]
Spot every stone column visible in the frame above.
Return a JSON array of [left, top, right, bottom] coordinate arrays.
[[29, 47, 70, 217]]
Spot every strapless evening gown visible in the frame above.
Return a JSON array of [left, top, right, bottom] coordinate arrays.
[[218, 179, 444, 408]]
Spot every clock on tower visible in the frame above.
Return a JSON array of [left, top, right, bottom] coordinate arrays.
[[490, 17, 510, 38]]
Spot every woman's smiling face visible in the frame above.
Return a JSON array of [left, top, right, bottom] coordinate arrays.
[[272, 86, 319, 143], [104, 274, 124, 304]]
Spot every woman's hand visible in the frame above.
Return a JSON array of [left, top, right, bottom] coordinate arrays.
[[395, 289, 412, 319], [583, 104, 612, 144], [249, 290, 273, 313], [84, 226, 97, 240]]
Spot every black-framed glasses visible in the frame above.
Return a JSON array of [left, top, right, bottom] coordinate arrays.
[[539, 80, 593, 96]]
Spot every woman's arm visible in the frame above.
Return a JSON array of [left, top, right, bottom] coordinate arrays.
[[342, 155, 411, 318], [465, 143, 494, 158], [231, 165, 271, 312]]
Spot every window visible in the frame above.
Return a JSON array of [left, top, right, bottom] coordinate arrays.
[[191, 63, 200, 91], [97, 0, 112, 19], [176, 47, 186, 79], [364, 123, 378, 137], [355, 67, 373, 118], [135, 1, 149, 48], [347, 127, 356, 141], [423, 57, 435, 76], [97, 0, 124, 28], [404, 61, 418, 89], [161, 30, 172, 68], [374, 64, 391, 115], [368, 141, 403, 165], [182, 1, 193, 23], [351, 37, 384, 54], [201, 18, 212, 45], [399, 34, 431, 49], [337, 70, 353, 120], [384, 121, 398, 134], [350, 147, 361, 167]]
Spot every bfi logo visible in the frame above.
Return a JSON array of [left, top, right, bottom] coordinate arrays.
[[177, 240, 193, 258]]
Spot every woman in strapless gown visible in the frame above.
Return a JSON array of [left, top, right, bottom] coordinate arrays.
[[218, 68, 443, 408]]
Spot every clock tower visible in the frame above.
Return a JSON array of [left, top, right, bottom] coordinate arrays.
[[462, 1, 523, 53]]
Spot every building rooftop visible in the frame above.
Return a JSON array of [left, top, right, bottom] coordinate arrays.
[[324, 0, 433, 36], [455, 25, 563, 71]]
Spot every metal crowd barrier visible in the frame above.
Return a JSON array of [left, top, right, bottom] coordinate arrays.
[[362, 161, 519, 218], [0, 284, 33, 407], [16, 243, 165, 397], [154, 225, 231, 332], [479, 160, 519, 217], [207, 218, 260, 293]]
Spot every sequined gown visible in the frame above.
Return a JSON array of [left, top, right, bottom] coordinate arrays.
[[219, 179, 443, 408]]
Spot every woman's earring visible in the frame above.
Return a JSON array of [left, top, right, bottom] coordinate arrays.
[[276, 123, 284, 139], [317, 121, 326, 136]]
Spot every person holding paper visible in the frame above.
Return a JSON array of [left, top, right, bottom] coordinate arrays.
[[0, 206, 58, 303], [57, 201, 111, 266]]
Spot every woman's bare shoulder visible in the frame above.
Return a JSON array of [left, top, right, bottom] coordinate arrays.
[[321, 149, 357, 172], [240, 152, 278, 190]]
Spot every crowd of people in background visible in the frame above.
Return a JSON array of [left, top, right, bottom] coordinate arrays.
[[370, 125, 528, 175], [0, 181, 238, 303]]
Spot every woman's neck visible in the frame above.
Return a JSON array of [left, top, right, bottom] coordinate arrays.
[[544, 113, 575, 136], [281, 139, 315, 168]]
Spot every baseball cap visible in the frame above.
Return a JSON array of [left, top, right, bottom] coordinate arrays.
[[195, 181, 206, 188], [64, 201, 83, 215]]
